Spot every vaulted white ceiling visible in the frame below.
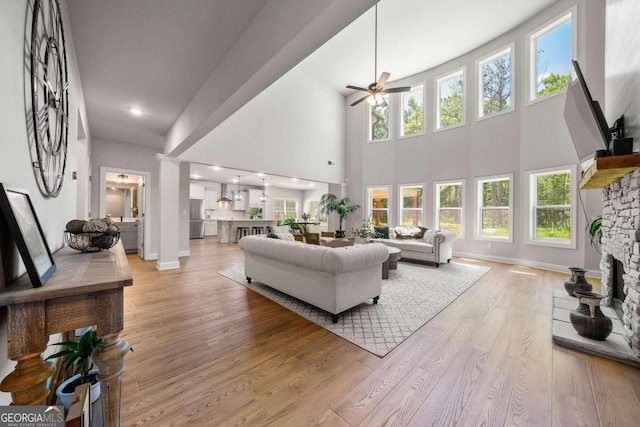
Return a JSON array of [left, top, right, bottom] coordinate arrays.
[[67, 0, 559, 156]]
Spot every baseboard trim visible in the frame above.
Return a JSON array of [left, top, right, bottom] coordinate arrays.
[[156, 260, 180, 271], [179, 250, 190, 257], [453, 251, 601, 279], [148, 252, 158, 260]]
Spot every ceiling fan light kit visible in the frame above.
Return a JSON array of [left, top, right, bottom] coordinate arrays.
[[347, 2, 411, 107]]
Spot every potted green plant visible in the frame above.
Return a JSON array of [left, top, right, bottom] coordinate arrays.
[[301, 212, 310, 221], [45, 329, 103, 409], [587, 215, 602, 253], [248, 207, 262, 219], [319, 193, 360, 238], [351, 216, 377, 243], [280, 217, 302, 233]]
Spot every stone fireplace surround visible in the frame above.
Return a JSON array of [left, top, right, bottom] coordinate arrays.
[[551, 170, 640, 368], [600, 169, 640, 357]]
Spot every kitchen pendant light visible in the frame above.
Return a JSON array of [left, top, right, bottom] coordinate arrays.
[[234, 175, 243, 201], [259, 178, 268, 202]]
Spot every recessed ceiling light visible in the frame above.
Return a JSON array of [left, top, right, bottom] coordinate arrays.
[[232, 178, 238, 183], [264, 182, 270, 187], [257, 172, 264, 177], [292, 178, 298, 182], [129, 107, 142, 116], [309, 182, 315, 187], [211, 165, 221, 171], [191, 174, 200, 179]]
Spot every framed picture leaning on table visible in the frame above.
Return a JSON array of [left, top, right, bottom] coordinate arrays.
[[0, 184, 56, 287]]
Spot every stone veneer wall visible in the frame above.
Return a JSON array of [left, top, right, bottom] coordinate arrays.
[[601, 169, 640, 357]]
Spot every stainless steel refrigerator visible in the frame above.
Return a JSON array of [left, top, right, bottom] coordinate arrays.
[[189, 199, 205, 239]]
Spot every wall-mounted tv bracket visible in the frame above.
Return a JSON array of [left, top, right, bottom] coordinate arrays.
[[609, 115, 634, 156]]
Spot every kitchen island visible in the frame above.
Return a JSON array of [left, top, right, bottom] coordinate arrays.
[[217, 219, 279, 243]]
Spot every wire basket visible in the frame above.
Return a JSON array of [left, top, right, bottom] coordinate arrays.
[[64, 231, 121, 252]]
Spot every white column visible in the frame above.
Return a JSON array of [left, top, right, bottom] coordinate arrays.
[[156, 154, 182, 270]]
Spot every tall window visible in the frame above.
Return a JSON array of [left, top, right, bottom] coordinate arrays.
[[273, 199, 298, 222], [436, 68, 465, 130], [476, 175, 513, 241], [369, 95, 390, 141], [400, 85, 424, 136], [368, 187, 390, 227], [529, 10, 573, 101], [399, 185, 423, 226], [478, 45, 513, 118], [308, 200, 327, 222], [435, 181, 464, 237], [527, 166, 575, 247]]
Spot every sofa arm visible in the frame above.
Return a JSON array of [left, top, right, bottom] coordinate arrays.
[[433, 230, 457, 262]]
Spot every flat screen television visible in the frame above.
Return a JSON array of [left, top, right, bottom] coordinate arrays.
[[563, 60, 611, 166]]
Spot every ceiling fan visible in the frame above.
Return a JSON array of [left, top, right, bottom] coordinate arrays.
[[347, 2, 411, 107]]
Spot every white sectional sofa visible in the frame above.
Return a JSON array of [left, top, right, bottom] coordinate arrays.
[[239, 235, 389, 322], [377, 227, 457, 267]]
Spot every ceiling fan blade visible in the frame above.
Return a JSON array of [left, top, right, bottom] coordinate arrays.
[[346, 85, 370, 92], [382, 86, 412, 93], [376, 72, 390, 88], [379, 97, 388, 108], [350, 95, 370, 106]]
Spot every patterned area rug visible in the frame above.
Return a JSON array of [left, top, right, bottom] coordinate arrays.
[[219, 262, 490, 356]]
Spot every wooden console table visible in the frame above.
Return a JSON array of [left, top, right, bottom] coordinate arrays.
[[0, 242, 132, 427]]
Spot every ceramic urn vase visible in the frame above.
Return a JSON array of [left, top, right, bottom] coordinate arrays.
[[569, 291, 613, 341], [564, 267, 593, 297]]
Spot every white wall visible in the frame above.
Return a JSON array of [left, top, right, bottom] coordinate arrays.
[[0, 0, 89, 404], [346, 0, 605, 272], [179, 68, 347, 184], [605, 0, 640, 146], [90, 138, 161, 257], [179, 163, 190, 255]]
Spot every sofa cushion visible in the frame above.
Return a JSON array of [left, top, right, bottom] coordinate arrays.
[[271, 225, 291, 234], [374, 226, 389, 239], [394, 225, 428, 240], [322, 237, 355, 248], [305, 224, 322, 234], [392, 240, 434, 254]]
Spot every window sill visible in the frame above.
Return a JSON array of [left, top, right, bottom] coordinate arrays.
[[526, 87, 567, 107], [434, 121, 466, 133], [524, 239, 576, 249], [398, 131, 426, 140], [476, 106, 515, 122]]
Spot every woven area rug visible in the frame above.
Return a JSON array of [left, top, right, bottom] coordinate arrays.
[[218, 262, 490, 356]]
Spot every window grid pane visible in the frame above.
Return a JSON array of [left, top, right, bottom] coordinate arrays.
[[478, 177, 510, 239], [533, 171, 571, 242], [481, 50, 511, 117], [401, 86, 424, 136], [401, 186, 423, 226], [437, 72, 464, 129], [370, 96, 390, 140], [481, 208, 509, 238], [369, 188, 389, 227], [534, 18, 572, 99]]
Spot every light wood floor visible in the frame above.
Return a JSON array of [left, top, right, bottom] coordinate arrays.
[[120, 238, 640, 426]]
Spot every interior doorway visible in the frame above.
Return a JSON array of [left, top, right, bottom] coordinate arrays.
[[99, 167, 151, 260]]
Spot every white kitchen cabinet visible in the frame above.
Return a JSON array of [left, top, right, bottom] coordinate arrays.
[[204, 220, 217, 236], [190, 183, 205, 199], [248, 189, 265, 206], [205, 189, 218, 211]]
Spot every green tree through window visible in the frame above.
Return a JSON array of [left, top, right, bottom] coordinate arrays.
[[439, 74, 464, 128], [534, 171, 571, 241], [402, 86, 424, 136], [370, 96, 390, 140], [482, 51, 511, 117]]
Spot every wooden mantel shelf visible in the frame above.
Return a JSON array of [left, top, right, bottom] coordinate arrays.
[[579, 153, 640, 189]]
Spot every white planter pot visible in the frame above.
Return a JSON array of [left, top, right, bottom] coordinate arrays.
[[56, 369, 101, 410]]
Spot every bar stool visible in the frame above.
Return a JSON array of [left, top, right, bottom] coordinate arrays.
[[252, 226, 264, 235], [235, 227, 250, 242]]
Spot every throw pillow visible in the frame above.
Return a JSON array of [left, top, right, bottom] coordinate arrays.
[[374, 226, 389, 239], [267, 233, 280, 239], [321, 231, 335, 237], [305, 224, 321, 234], [394, 225, 426, 240], [422, 229, 438, 244]]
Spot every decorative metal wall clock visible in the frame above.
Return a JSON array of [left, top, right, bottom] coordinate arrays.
[[30, 0, 69, 198]]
